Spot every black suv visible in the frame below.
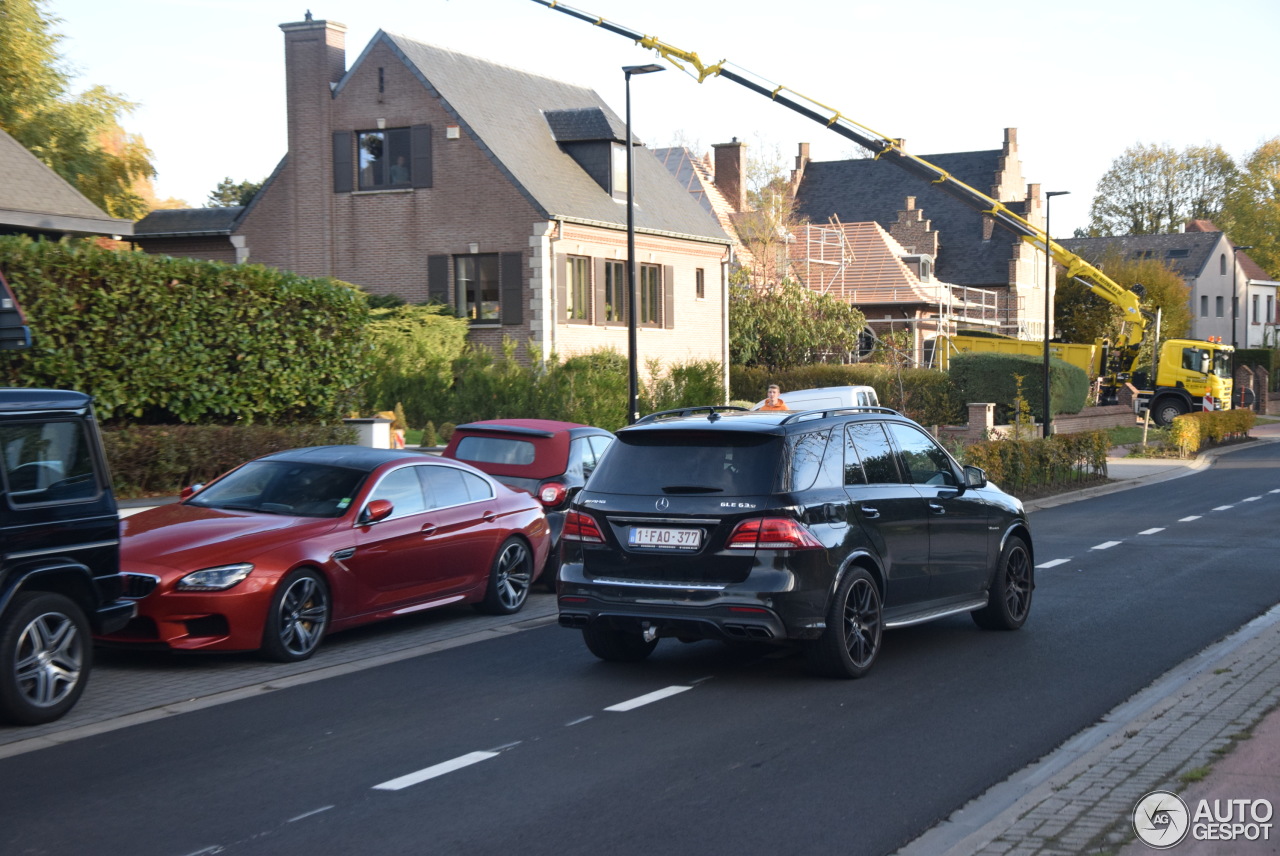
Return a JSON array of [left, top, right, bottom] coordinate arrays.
[[0, 389, 134, 723], [557, 406, 1033, 678]]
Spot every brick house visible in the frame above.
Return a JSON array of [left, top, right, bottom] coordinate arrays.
[[792, 129, 1050, 352], [135, 16, 732, 369], [1061, 222, 1277, 349]]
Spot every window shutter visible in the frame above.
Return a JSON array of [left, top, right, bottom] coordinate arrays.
[[332, 131, 353, 193], [411, 124, 432, 188], [501, 251, 524, 326], [427, 255, 449, 304], [663, 264, 675, 329], [594, 258, 607, 325], [556, 254, 568, 323]]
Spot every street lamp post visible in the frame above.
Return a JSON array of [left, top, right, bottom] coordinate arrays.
[[1231, 244, 1254, 350], [623, 63, 665, 424], [1043, 191, 1069, 438]]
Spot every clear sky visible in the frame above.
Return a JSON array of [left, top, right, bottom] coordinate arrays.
[[47, 0, 1279, 237]]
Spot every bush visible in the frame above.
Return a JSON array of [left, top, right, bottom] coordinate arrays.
[[960, 431, 1109, 499], [103, 424, 357, 498], [1168, 409, 1256, 457], [362, 304, 469, 426], [0, 236, 369, 424], [948, 353, 1088, 424]]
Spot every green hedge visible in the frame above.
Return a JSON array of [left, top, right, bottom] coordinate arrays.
[[1168, 409, 1255, 457], [961, 431, 1109, 499], [731, 363, 962, 426], [103, 424, 358, 498], [0, 236, 370, 424], [948, 352, 1088, 424]]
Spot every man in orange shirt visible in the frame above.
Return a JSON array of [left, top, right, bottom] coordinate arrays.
[[759, 384, 788, 411]]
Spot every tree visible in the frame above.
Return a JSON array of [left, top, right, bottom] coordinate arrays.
[[1087, 143, 1238, 237], [1218, 137, 1280, 279], [1054, 249, 1192, 361], [0, 0, 155, 219], [729, 279, 866, 369], [208, 177, 265, 208]]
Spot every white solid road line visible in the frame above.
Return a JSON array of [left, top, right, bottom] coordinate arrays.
[[605, 685, 692, 712], [373, 750, 500, 791]]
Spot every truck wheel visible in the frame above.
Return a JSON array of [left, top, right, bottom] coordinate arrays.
[[1151, 397, 1187, 427], [972, 536, 1033, 630], [0, 592, 92, 725]]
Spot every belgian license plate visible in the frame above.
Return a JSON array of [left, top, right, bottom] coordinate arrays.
[[629, 526, 701, 550]]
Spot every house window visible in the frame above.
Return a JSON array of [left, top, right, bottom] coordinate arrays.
[[567, 256, 590, 321], [639, 263, 660, 326], [358, 128, 412, 189], [1253, 294, 1260, 323], [604, 260, 626, 323], [695, 268, 705, 300], [1216, 296, 1224, 317], [611, 143, 628, 197], [456, 254, 500, 323], [1200, 295, 1208, 317], [1269, 295, 1275, 324], [1220, 254, 1227, 275]]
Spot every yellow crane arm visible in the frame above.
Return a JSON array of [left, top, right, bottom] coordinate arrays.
[[529, 0, 1148, 347]]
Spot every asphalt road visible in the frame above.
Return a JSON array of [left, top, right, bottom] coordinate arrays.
[[5, 444, 1280, 856]]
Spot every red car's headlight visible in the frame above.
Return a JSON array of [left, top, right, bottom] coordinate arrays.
[[176, 563, 254, 591]]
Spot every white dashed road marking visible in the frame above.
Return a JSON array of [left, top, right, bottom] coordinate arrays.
[[1091, 541, 1121, 551], [605, 685, 692, 712], [374, 750, 500, 791], [1213, 505, 1235, 511], [1243, 496, 1261, 502], [1037, 559, 1069, 568], [1138, 528, 1165, 535], [288, 806, 333, 823], [1180, 516, 1202, 522]]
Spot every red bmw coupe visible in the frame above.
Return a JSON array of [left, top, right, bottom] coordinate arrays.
[[100, 446, 550, 661]]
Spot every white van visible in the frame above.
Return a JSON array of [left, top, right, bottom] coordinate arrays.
[[751, 385, 880, 412]]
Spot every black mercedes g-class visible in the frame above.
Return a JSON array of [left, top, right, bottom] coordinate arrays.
[[0, 388, 134, 724], [557, 405, 1034, 678]]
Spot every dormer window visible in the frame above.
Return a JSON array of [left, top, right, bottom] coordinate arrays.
[[612, 142, 628, 197], [544, 108, 629, 197]]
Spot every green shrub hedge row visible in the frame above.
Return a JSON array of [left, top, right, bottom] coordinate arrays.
[[948, 352, 1088, 424], [0, 237, 370, 424], [103, 423, 358, 498], [961, 431, 1109, 499], [1168, 409, 1256, 457]]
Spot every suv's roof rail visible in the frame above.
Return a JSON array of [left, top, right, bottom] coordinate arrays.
[[779, 405, 902, 424], [633, 405, 748, 425]]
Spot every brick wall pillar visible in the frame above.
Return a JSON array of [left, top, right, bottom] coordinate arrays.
[[967, 402, 995, 442], [1258, 367, 1271, 414]]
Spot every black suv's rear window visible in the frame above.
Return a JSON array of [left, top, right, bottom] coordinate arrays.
[[587, 430, 781, 495]]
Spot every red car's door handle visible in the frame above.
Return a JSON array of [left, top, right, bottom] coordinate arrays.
[[420, 525, 437, 537], [483, 511, 496, 523]]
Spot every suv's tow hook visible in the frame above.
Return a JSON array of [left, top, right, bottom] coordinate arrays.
[[642, 623, 658, 643]]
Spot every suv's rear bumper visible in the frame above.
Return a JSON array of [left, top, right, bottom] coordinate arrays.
[[557, 562, 829, 642]]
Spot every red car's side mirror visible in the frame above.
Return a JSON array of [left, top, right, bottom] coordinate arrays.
[[180, 483, 204, 500], [360, 498, 394, 524]]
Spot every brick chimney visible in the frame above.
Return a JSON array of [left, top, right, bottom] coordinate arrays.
[[712, 138, 747, 212], [279, 15, 347, 275]]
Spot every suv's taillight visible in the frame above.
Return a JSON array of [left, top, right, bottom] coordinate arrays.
[[539, 481, 567, 507], [562, 510, 605, 543], [726, 517, 823, 550]]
